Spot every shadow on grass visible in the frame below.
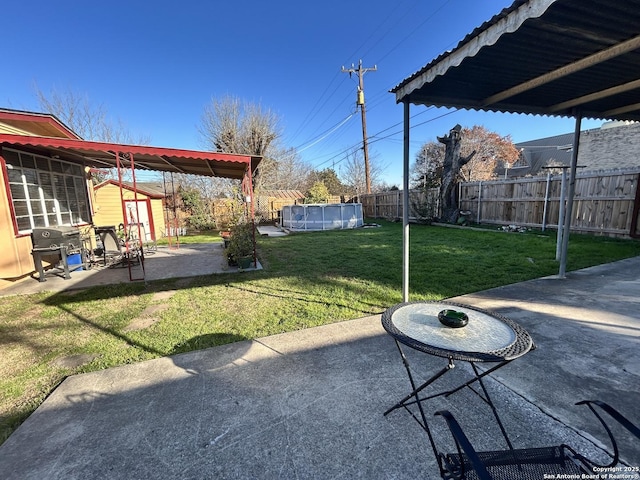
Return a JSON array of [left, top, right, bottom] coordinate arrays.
[[171, 332, 247, 356]]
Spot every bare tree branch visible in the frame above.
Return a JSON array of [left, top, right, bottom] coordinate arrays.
[[34, 84, 150, 145]]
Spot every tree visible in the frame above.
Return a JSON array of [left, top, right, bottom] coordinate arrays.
[[199, 95, 287, 194], [179, 185, 215, 230], [340, 147, 385, 195], [310, 169, 348, 196], [412, 125, 520, 188], [305, 181, 331, 203], [438, 124, 476, 223], [458, 126, 520, 182], [411, 142, 445, 189], [254, 146, 312, 193], [35, 85, 151, 184], [35, 85, 150, 145]]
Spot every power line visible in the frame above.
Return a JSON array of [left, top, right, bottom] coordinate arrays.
[[289, 0, 455, 164], [289, 74, 350, 144], [294, 113, 356, 153], [312, 108, 457, 170]]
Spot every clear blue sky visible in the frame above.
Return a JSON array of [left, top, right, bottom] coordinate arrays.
[[3, 0, 601, 186]]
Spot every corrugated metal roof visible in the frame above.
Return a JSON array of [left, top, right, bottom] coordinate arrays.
[[392, 0, 640, 122], [0, 133, 261, 180]]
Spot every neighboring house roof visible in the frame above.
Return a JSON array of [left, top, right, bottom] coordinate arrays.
[[0, 107, 81, 139], [94, 179, 166, 198], [514, 132, 575, 175], [513, 121, 640, 175]]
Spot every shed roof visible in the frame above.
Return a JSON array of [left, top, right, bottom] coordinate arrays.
[[94, 180, 167, 198], [256, 190, 305, 199]]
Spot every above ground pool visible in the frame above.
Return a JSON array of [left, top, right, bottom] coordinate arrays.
[[281, 203, 363, 231]]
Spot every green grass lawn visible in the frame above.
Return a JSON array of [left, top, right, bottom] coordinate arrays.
[[1, 220, 639, 444]]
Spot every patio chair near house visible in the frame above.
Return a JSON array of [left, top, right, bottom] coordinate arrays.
[[94, 226, 123, 267], [433, 400, 639, 480]]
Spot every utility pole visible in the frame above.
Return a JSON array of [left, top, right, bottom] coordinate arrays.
[[342, 59, 377, 194]]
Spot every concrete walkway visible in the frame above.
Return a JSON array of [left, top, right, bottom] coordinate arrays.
[[0, 242, 261, 297], [0, 258, 638, 479]]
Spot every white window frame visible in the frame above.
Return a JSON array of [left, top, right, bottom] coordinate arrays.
[[4, 148, 92, 234]]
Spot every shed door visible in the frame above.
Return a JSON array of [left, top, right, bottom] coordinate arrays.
[[125, 200, 154, 242]]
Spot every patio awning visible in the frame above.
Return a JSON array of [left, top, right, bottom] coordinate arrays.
[[0, 133, 261, 179], [391, 0, 640, 299], [392, 0, 640, 121]]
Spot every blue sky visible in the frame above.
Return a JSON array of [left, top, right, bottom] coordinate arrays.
[[3, 0, 601, 186]]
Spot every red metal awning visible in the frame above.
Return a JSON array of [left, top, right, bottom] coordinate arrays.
[[0, 133, 261, 179]]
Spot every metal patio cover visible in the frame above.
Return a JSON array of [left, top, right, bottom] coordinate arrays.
[[0, 133, 261, 179], [392, 0, 640, 122], [391, 0, 640, 300]]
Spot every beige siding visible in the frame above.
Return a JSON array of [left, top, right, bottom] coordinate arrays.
[[149, 199, 165, 239], [0, 163, 35, 279], [0, 123, 33, 135], [93, 184, 129, 229]]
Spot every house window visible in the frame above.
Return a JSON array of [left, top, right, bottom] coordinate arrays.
[[3, 148, 91, 234]]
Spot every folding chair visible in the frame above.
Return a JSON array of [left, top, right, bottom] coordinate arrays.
[[434, 400, 640, 480], [95, 226, 123, 267]]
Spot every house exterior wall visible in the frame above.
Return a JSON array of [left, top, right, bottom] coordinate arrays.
[[0, 148, 93, 280], [0, 162, 34, 279], [578, 122, 640, 171]]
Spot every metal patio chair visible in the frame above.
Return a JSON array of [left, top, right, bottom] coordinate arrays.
[[433, 400, 639, 480], [95, 225, 123, 267]]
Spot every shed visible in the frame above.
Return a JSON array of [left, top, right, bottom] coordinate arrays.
[[93, 180, 167, 243]]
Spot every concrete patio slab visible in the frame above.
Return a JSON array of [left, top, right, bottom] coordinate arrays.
[[0, 242, 261, 297], [0, 257, 638, 479]]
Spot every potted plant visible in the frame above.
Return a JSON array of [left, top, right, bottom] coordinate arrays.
[[226, 222, 255, 269]]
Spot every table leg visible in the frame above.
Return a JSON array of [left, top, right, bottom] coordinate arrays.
[[443, 360, 512, 398], [470, 362, 515, 451], [384, 360, 454, 416], [385, 340, 518, 464], [384, 340, 451, 476]]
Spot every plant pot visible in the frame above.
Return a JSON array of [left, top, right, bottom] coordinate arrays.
[[237, 256, 253, 270]]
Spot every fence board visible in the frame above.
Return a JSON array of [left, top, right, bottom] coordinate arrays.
[[363, 169, 640, 237], [464, 170, 640, 236]]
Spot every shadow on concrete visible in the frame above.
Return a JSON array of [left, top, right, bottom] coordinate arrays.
[[1, 256, 639, 478], [0, 316, 622, 480]]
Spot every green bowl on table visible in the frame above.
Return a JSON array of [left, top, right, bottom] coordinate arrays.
[[438, 309, 469, 328]]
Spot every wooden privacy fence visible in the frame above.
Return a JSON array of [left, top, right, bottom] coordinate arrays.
[[361, 169, 640, 237], [360, 189, 439, 221], [459, 169, 640, 237]]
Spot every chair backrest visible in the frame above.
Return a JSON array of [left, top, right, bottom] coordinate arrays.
[[433, 401, 639, 480], [100, 230, 121, 254]]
